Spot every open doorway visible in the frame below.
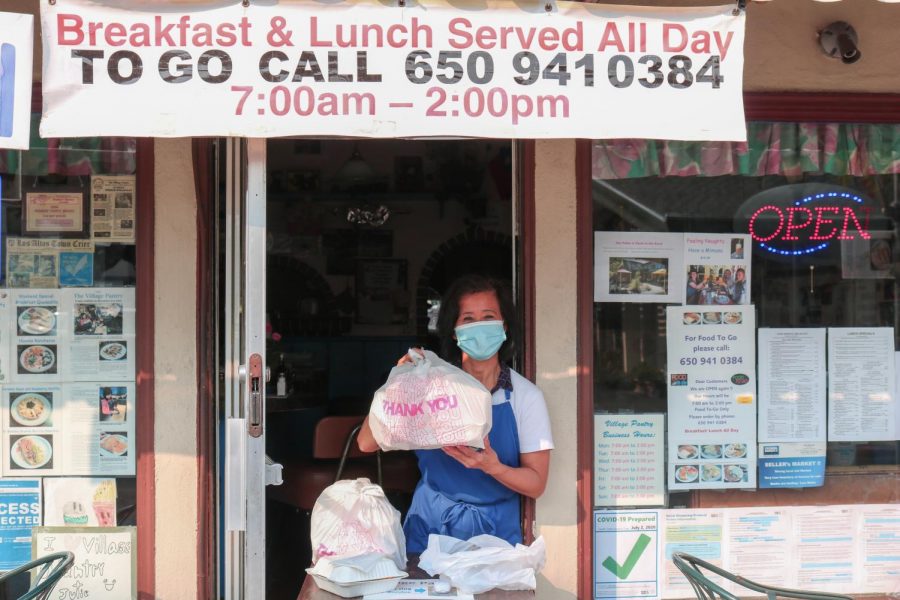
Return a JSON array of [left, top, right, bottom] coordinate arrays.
[[254, 138, 517, 598]]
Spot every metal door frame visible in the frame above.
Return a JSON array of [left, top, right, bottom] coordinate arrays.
[[223, 137, 268, 600]]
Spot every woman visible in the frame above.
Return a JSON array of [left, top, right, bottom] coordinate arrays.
[[686, 268, 705, 304], [357, 275, 554, 553]]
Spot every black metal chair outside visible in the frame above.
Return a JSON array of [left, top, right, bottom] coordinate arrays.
[[0, 551, 75, 600], [671, 552, 854, 600]]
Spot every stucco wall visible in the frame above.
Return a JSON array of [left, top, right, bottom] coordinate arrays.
[[533, 139, 579, 600], [153, 138, 200, 599], [743, 1, 900, 92]]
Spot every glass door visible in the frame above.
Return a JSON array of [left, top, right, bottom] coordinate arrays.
[[221, 137, 520, 600]]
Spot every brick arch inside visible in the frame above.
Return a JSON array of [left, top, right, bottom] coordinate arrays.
[[415, 227, 513, 338]]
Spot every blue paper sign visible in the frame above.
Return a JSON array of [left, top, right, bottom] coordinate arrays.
[[0, 43, 17, 139], [59, 252, 94, 287], [0, 479, 41, 571], [758, 443, 826, 489]]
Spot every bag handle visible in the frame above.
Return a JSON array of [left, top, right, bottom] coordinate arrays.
[[407, 348, 427, 365]]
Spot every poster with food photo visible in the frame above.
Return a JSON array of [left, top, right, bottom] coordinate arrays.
[[70, 382, 136, 476], [9, 290, 66, 382], [666, 305, 757, 490], [2, 384, 63, 476], [68, 288, 136, 382], [2, 383, 135, 477]]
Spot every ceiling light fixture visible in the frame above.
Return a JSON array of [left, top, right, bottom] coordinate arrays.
[[818, 21, 861, 64]]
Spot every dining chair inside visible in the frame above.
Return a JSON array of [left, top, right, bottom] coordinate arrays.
[[671, 552, 854, 600], [0, 551, 75, 600]]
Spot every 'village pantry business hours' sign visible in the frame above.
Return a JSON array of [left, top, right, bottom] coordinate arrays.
[[40, 1, 746, 140]]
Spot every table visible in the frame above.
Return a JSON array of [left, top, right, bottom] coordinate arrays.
[[297, 557, 535, 600]]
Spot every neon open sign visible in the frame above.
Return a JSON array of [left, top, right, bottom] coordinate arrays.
[[747, 191, 871, 256]]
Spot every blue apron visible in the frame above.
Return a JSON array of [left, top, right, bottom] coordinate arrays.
[[403, 390, 521, 553]]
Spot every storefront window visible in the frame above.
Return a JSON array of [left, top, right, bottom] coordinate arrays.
[[590, 122, 899, 594], [0, 112, 138, 568]]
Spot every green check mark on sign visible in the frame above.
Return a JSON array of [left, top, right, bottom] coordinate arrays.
[[602, 533, 652, 580]]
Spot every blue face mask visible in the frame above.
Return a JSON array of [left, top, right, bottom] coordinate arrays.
[[455, 320, 507, 361]]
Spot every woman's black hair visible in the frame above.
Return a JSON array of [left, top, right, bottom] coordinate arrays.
[[437, 274, 518, 365]]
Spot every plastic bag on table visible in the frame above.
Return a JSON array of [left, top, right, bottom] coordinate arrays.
[[418, 534, 546, 594], [368, 349, 492, 451], [310, 478, 407, 571]]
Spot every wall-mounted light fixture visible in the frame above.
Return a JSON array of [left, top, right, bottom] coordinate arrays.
[[818, 21, 861, 64]]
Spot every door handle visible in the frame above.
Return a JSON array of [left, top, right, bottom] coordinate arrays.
[[248, 353, 263, 438]]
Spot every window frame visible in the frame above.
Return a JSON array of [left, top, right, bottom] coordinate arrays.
[[576, 92, 900, 600]]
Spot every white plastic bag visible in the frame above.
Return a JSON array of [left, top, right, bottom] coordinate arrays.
[[310, 478, 407, 570], [418, 534, 546, 594], [368, 349, 492, 451]]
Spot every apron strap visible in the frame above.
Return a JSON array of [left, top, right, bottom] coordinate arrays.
[[440, 501, 497, 540]]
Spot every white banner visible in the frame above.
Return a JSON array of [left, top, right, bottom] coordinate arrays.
[[40, 1, 746, 140], [0, 12, 35, 150]]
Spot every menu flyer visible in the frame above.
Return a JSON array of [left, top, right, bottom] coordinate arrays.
[[758, 442, 826, 489], [2, 382, 136, 476], [827, 328, 896, 442], [666, 305, 756, 490], [7, 288, 135, 383], [758, 328, 827, 443], [0, 478, 41, 572], [70, 288, 136, 382], [11, 290, 65, 383], [594, 414, 665, 507]]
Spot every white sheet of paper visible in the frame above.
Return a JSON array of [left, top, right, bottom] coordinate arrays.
[[758, 329, 827, 443], [827, 328, 896, 441], [594, 414, 665, 507], [364, 580, 475, 600], [594, 232, 684, 303], [666, 305, 757, 490]]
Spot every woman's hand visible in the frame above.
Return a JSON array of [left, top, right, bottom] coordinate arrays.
[[445, 438, 550, 498], [442, 437, 505, 477], [396, 347, 425, 366]]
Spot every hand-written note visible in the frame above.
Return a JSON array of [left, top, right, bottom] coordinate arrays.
[[32, 526, 136, 600]]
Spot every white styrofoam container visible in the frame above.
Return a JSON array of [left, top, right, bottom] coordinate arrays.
[[306, 554, 408, 598], [309, 573, 406, 598]]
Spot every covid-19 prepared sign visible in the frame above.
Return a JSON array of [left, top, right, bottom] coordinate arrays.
[[40, 1, 746, 140]]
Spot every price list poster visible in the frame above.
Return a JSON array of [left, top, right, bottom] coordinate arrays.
[[757, 328, 827, 489], [666, 305, 756, 490], [827, 328, 897, 442]]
